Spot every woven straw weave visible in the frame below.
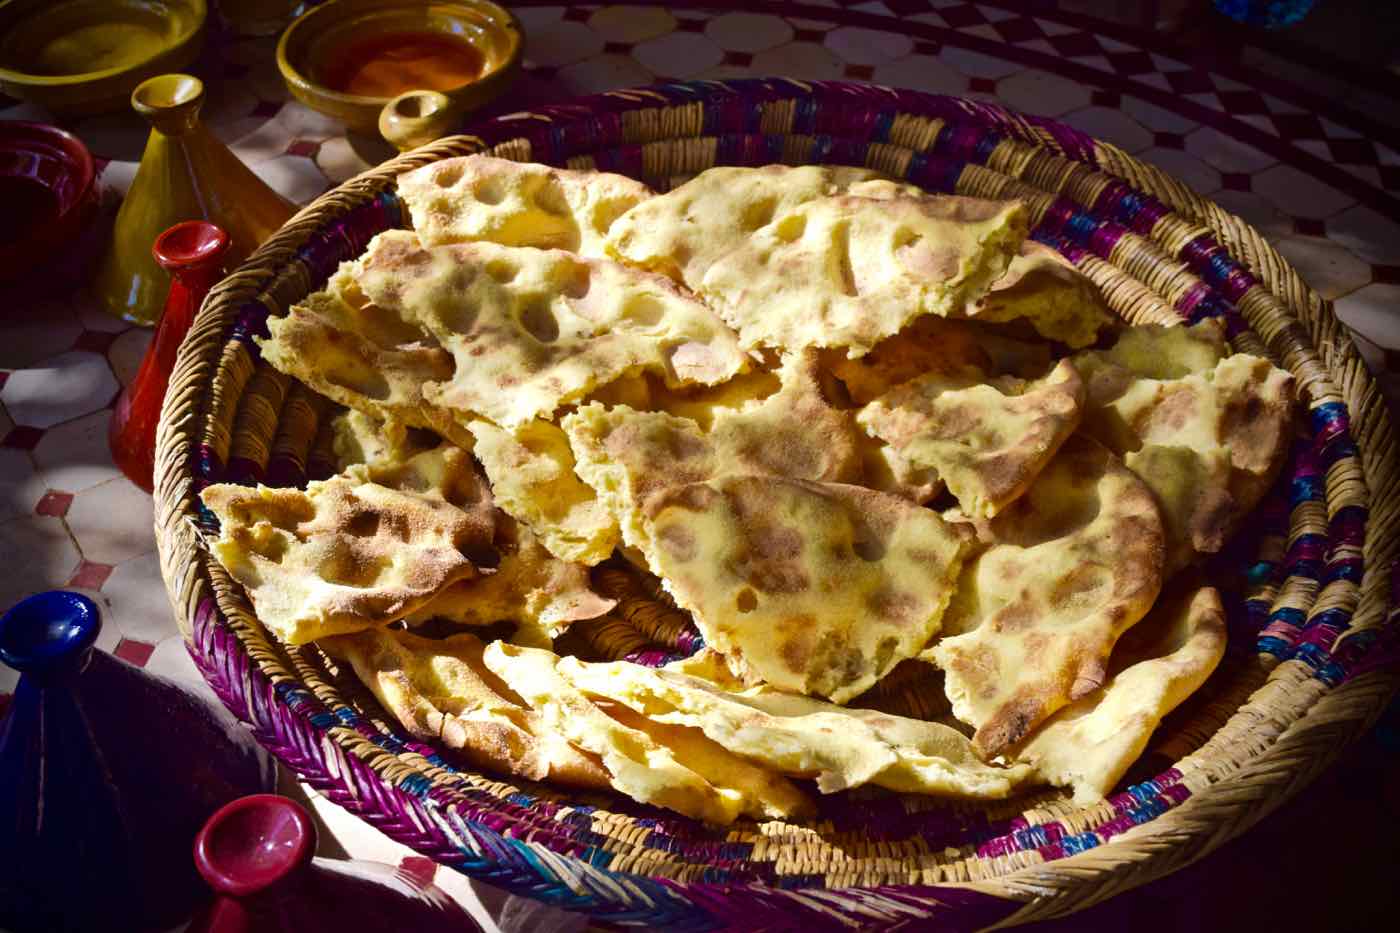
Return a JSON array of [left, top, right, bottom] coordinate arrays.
[[154, 80, 1400, 929]]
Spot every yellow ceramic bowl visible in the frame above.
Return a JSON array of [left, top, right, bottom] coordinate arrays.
[[276, 0, 523, 136], [0, 0, 207, 116]]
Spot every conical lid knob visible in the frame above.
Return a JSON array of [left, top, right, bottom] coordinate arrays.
[[0, 590, 101, 680]]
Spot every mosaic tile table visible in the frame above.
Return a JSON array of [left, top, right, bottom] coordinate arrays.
[[2, 2, 1399, 930]]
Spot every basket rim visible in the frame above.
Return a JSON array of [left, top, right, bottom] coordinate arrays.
[[153, 78, 1400, 929]]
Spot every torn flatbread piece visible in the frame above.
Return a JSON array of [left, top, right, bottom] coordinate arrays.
[[467, 418, 619, 565], [825, 316, 992, 406], [925, 435, 1165, 759], [1073, 322, 1294, 572], [556, 657, 1032, 798], [858, 359, 1085, 518], [565, 351, 865, 551], [330, 409, 439, 472], [483, 642, 808, 824], [960, 241, 1115, 348], [398, 155, 654, 257], [201, 446, 497, 644], [350, 231, 747, 428], [403, 527, 615, 647], [322, 629, 609, 787], [606, 163, 917, 283], [260, 276, 467, 446], [645, 475, 973, 703], [698, 193, 1028, 356], [1013, 584, 1226, 803]]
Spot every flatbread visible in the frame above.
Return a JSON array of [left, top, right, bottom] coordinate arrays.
[[644, 475, 973, 702], [1073, 322, 1294, 571], [606, 163, 917, 283], [825, 316, 992, 406], [555, 656, 1032, 798], [960, 241, 1115, 348], [1013, 584, 1226, 802], [402, 527, 615, 647], [260, 279, 468, 447], [482, 642, 808, 824], [350, 231, 748, 428], [321, 628, 609, 788], [330, 409, 439, 472], [201, 446, 497, 644], [858, 358, 1085, 518], [564, 350, 865, 552], [397, 155, 654, 257], [467, 418, 619, 565], [924, 435, 1165, 759], [698, 193, 1028, 356]]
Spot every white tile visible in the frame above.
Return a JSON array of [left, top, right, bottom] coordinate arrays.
[[939, 45, 1022, 80], [105, 551, 179, 645], [73, 290, 132, 334], [255, 155, 329, 206], [632, 31, 723, 77], [525, 21, 604, 68], [1319, 117, 1363, 140], [0, 298, 82, 369], [1119, 97, 1197, 134], [1272, 237, 1374, 300], [590, 6, 677, 44], [272, 102, 347, 143], [231, 119, 293, 166], [316, 137, 374, 185], [1184, 126, 1276, 174], [201, 80, 261, 134], [752, 41, 844, 82], [558, 54, 653, 96], [1336, 283, 1400, 350], [145, 633, 216, 699], [33, 410, 121, 494], [1060, 105, 1153, 154], [908, 12, 947, 27], [1251, 164, 1355, 219], [995, 69, 1091, 117], [2, 351, 118, 429], [872, 54, 967, 97], [1140, 147, 1221, 195], [823, 27, 913, 65], [0, 516, 81, 610], [851, 1, 893, 14], [1209, 189, 1292, 242], [512, 5, 564, 30], [1326, 205, 1400, 266], [108, 327, 154, 386], [65, 477, 156, 565], [785, 17, 838, 31], [1033, 17, 1076, 36], [0, 448, 45, 522]]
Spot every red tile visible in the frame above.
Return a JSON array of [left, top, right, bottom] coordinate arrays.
[[1105, 50, 1156, 76], [286, 139, 319, 158], [993, 16, 1043, 45], [675, 17, 705, 32], [793, 29, 825, 43], [114, 638, 155, 666], [1091, 89, 1121, 107], [1154, 132, 1186, 150], [72, 330, 119, 354], [0, 371, 8, 391], [846, 64, 876, 81], [1271, 112, 1325, 140], [252, 99, 281, 119], [1048, 32, 1104, 60], [1221, 172, 1252, 192], [1217, 89, 1268, 115], [938, 3, 986, 29], [968, 77, 996, 93], [1164, 70, 1216, 96], [1328, 138, 1378, 166], [562, 6, 590, 21], [724, 50, 753, 67], [398, 856, 438, 887], [1372, 265, 1400, 284], [2, 425, 44, 450], [35, 490, 73, 517], [913, 40, 941, 56], [68, 560, 114, 590]]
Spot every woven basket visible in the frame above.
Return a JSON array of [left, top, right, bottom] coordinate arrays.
[[154, 79, 1400, 929]]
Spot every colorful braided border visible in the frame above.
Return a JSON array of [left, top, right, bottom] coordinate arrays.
[[178, 80, 1400, 928]]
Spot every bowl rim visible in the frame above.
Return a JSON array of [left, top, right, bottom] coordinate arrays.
[[274, 0, 524, 110], [0, 0, 208, 88], [0, 120, 96, 217]]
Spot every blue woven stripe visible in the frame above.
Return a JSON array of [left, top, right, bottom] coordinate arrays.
[[1290, 473, 1324, 505], [1258, 635, 1292, 658], [1061, 832, 1100, 855]]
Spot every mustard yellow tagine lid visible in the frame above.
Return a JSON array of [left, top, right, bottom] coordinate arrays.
[[94, 73, 295, 325]]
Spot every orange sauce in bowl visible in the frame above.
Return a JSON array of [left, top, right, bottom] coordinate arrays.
[[322, 32, 485, 98]]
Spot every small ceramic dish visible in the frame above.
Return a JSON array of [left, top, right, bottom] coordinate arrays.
[[0, 0, 207, 116], [0, 121, 98, 285], [276, 0, 523, 137]]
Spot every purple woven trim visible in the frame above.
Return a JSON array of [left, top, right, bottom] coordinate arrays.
[[1178, 233, 1257, 303], [294, 190, 403, 284]]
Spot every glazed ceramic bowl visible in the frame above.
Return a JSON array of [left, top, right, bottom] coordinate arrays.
[[0, 121, 98, 284], [0, 0, 207, 116], [276, 0, 522, 136]]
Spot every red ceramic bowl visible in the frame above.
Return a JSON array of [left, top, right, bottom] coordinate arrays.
[[0, 121, 98, 284]]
